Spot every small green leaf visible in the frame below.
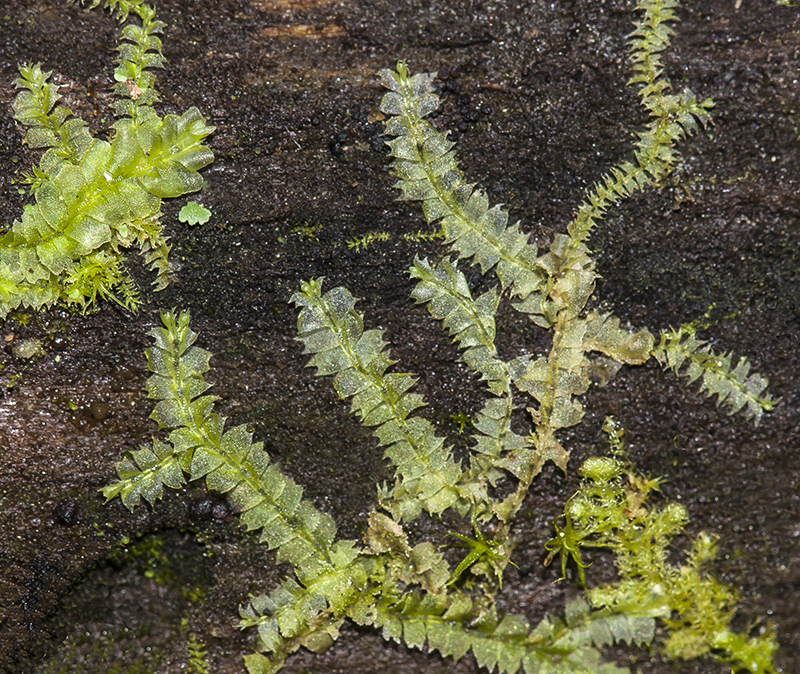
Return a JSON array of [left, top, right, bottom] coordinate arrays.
[[178, 200, 212, 225]]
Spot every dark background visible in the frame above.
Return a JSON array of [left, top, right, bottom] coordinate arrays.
[[0, 0, 798, 672]]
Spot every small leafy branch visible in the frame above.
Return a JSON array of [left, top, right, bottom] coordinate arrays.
[[0, 0, 214, 318], [546, 418, 780, 670], [102, 1, 782, 673], [653, 323, 777, 422]]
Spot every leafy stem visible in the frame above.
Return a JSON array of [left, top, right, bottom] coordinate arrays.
[[0, 0, 214, 317]]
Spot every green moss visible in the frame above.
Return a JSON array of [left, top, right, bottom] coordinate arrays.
[[96, 1, 782, 673], [346, 230, 390, 251], [547, 417, 779, 672], [0, 0, 213, 317], [291, 222, 323, 241]]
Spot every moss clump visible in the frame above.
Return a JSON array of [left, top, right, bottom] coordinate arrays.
[[0, 0, 213, 317], [546, 417, 779, 672]]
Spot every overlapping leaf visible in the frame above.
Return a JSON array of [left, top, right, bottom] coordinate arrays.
[[100, 438, 185, 509], [379, 63, 547, 306], [410, 256, 509, 393], [363, 589, 651, 674], [12, 62, 93, 179], [653, 325, 777, 425], [582, 312, 654, 365], [241, 541, 373, 666], [105, 311, 344, 578]]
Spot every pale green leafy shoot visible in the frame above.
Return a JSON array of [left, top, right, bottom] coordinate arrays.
[[291, 278, 470, 522], [653, 323, 778, 425], [547, 417, 780, 673], [0, 0, 214, 317]]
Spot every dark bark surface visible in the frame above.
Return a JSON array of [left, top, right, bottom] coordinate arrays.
[[0, 0, 798, 673]]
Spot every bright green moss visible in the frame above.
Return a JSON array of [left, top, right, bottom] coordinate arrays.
[[547, 417, 779, 672], [0, 0, 213, 317]]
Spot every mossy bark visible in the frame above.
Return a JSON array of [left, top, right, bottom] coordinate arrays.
[[0, 1, 798, 673]]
